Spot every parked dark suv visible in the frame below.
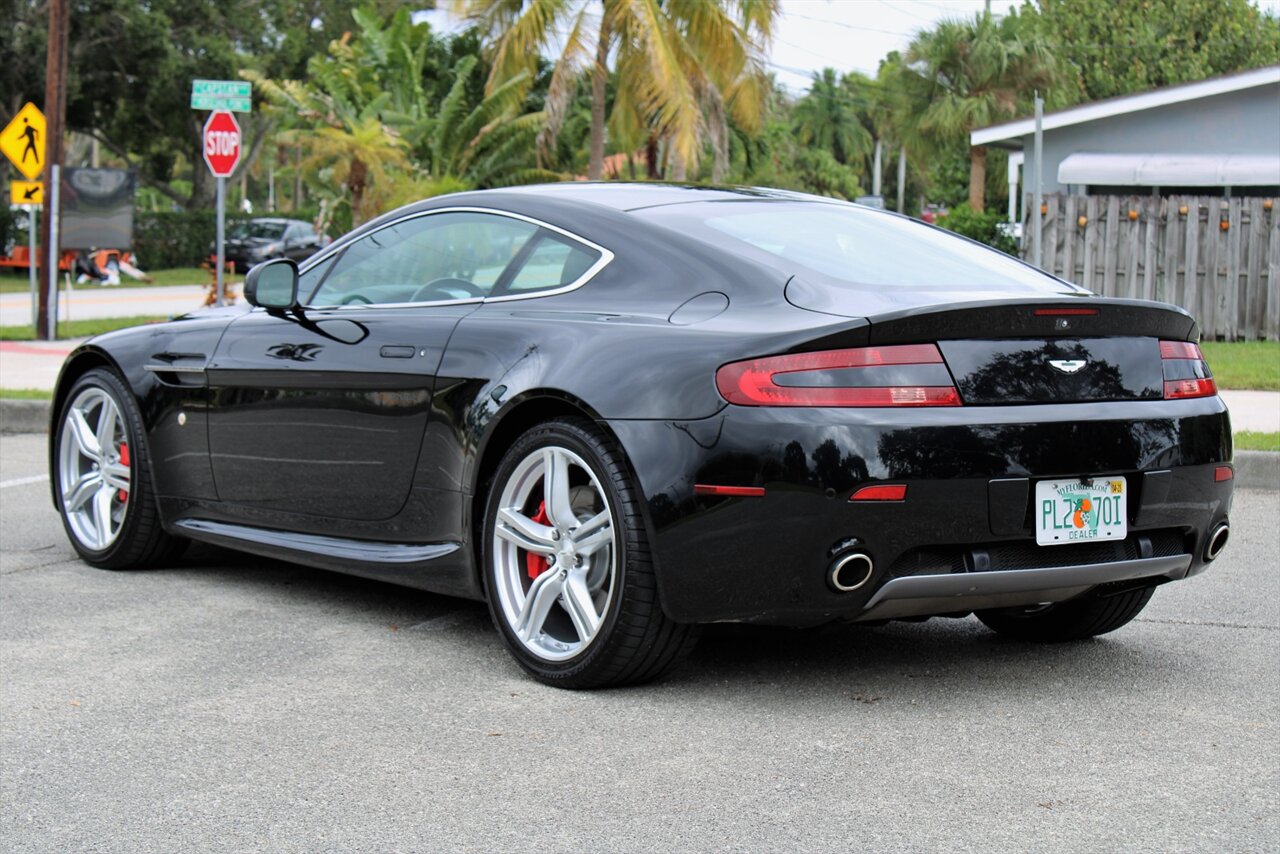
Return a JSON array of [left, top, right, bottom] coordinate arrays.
[[213, 218, 326, 272]]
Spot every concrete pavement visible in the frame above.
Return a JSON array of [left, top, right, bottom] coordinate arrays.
[[2, 428, 1277, 852]]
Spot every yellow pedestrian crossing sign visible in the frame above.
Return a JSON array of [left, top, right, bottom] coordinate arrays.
[[10, 180, 43, 205], [1, 103, 47, 180]]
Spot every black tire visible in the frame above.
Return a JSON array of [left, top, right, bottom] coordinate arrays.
[[976, 586, 1156, 642], [482, 418, 699, 688], [52, 367, 187, 569]]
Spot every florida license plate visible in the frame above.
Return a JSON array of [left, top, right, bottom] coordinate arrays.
[[1035, 477, 1127, 546]]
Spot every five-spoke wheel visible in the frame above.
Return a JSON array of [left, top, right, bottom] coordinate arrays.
[[491, 444, 617, 661], [58, 385, 132, 551], [483, 418, 698, 688], [53, 368, 185, 569]]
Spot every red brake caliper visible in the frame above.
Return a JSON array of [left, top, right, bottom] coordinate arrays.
[[525, 500, 551, 580], [117, 442, 130, 503]]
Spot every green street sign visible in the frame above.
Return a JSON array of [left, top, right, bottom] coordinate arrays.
[[190, 79, 251, 113]]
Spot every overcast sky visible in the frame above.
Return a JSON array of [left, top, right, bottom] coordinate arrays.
[[420, 0, 1280, 95]]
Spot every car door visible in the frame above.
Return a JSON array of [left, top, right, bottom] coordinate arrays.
[[206, 209, 542, 522]]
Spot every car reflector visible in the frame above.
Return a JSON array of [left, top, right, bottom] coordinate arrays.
[[693, 485, 766, 497], [1214, 466, 1233, 482], [850, 484, 907, 502]]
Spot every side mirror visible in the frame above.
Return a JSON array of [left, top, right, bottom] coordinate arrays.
[[244, 258, 299, 310]]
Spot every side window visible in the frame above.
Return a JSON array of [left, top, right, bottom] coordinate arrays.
[[504, 233, 602, 294], [298, 255, 333, 300], [309, 212, 539, 307]]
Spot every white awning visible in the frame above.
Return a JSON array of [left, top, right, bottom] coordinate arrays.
[[1058, 152, 1280, 187]]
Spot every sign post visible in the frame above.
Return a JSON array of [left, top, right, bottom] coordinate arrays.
[[202, 110, 242, 307], [2, 102, 47, 334]]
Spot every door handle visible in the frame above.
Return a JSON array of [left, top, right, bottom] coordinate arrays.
[[379, 345, 416, 359]]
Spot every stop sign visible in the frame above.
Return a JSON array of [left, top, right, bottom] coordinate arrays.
[[202, 110, 241, 177]]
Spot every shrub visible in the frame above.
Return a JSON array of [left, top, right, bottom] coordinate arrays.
[[936, 203, 1018, 255]]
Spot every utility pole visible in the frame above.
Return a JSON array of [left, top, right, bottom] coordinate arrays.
[[37, 0, 69, 341], [1032, 92, 1044, 269]]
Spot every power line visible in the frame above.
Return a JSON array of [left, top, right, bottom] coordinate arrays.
[[784, 10, 916, 37]]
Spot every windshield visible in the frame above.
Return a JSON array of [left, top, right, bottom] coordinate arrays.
[[230, 221, 287, 240], [636, 201, 1068, 292]]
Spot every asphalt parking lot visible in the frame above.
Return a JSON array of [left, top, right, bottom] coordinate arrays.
[[2, 430, 1277, 852]]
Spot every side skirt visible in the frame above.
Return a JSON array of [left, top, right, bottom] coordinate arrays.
[[172, 517, 482, 599]]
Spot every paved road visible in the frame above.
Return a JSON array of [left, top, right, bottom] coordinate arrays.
[[2, 432, 1277, 852]]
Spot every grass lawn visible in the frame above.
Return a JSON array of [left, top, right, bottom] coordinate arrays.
[[1235, 431, 1280, 452], [0, 388, 52, 399], [0, 267, 241, 294], [1201, 341, 1280, 391], [0, 315, 169, 341]]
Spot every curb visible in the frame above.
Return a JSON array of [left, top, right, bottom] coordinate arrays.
[[1234, 451, 1279, 491], [1, 397, 1277, 489], [0, 399, 50, 435]]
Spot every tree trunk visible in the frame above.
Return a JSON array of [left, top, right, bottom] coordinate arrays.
[[349, 157, 368, 225], [294, 145, 304, 212], [670, 148, 687, 181], [587, 17, 610, 181], [646, 132, 660, 179], [969, 145, 987, 212]]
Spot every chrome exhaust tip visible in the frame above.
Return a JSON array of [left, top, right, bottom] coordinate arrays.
[[1204, 523, 1230, 562], [829, 552, 874, 592]]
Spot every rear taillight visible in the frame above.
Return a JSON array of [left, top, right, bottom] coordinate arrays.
[[715, 344, 961, 407], [1159, 340, 1217, 400]]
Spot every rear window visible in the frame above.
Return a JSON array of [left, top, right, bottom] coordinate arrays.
[[637, 201, 1065, 292]]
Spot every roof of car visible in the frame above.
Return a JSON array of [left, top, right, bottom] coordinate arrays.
[[247, 217, 309, 226], [495, 182, 819, 211]]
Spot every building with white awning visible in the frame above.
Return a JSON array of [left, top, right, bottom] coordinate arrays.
[[972, 66, 1280, 214]]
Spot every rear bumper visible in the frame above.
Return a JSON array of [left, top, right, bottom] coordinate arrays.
[[607, 396, 1233, 626], [859, 553, 1191, 621]]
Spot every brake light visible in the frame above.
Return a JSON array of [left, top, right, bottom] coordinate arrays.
[[1164, 378, 1217, 399], [1159, 340, 1216, 399], [1033, 307, 1099, 316], [1159, 341, 1202, 360], [715, 345, 961, 407]]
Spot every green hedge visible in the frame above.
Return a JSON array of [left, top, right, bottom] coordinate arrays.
[[936, 203, 1018, 255], [132, 209, 323, 269]]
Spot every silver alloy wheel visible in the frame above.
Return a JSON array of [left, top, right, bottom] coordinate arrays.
[[491, 445, 618, 662], [58, 386, 132, 551]]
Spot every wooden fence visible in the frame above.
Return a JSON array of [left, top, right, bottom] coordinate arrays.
[[1021, 194, 1280, 340]]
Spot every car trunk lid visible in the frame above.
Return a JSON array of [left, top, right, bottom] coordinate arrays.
[[782, 288, 1202, 405]]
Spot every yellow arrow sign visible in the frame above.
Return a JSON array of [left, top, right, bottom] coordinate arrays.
[[1, 103, 47, 180], [10, 180, 43, 205]]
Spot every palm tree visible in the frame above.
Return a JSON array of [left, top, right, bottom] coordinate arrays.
[[247, 9, 556, 224], [427, 55, 563, 188], [903, 10, 1058, 211], [455, 0, 777, 181], [791, 68, 875, 178]]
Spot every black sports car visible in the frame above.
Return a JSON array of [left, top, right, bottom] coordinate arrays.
[[49, 184, 1233, 688]]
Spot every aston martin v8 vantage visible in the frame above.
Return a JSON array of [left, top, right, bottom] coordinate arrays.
[[49, 184, 1233, 687]]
